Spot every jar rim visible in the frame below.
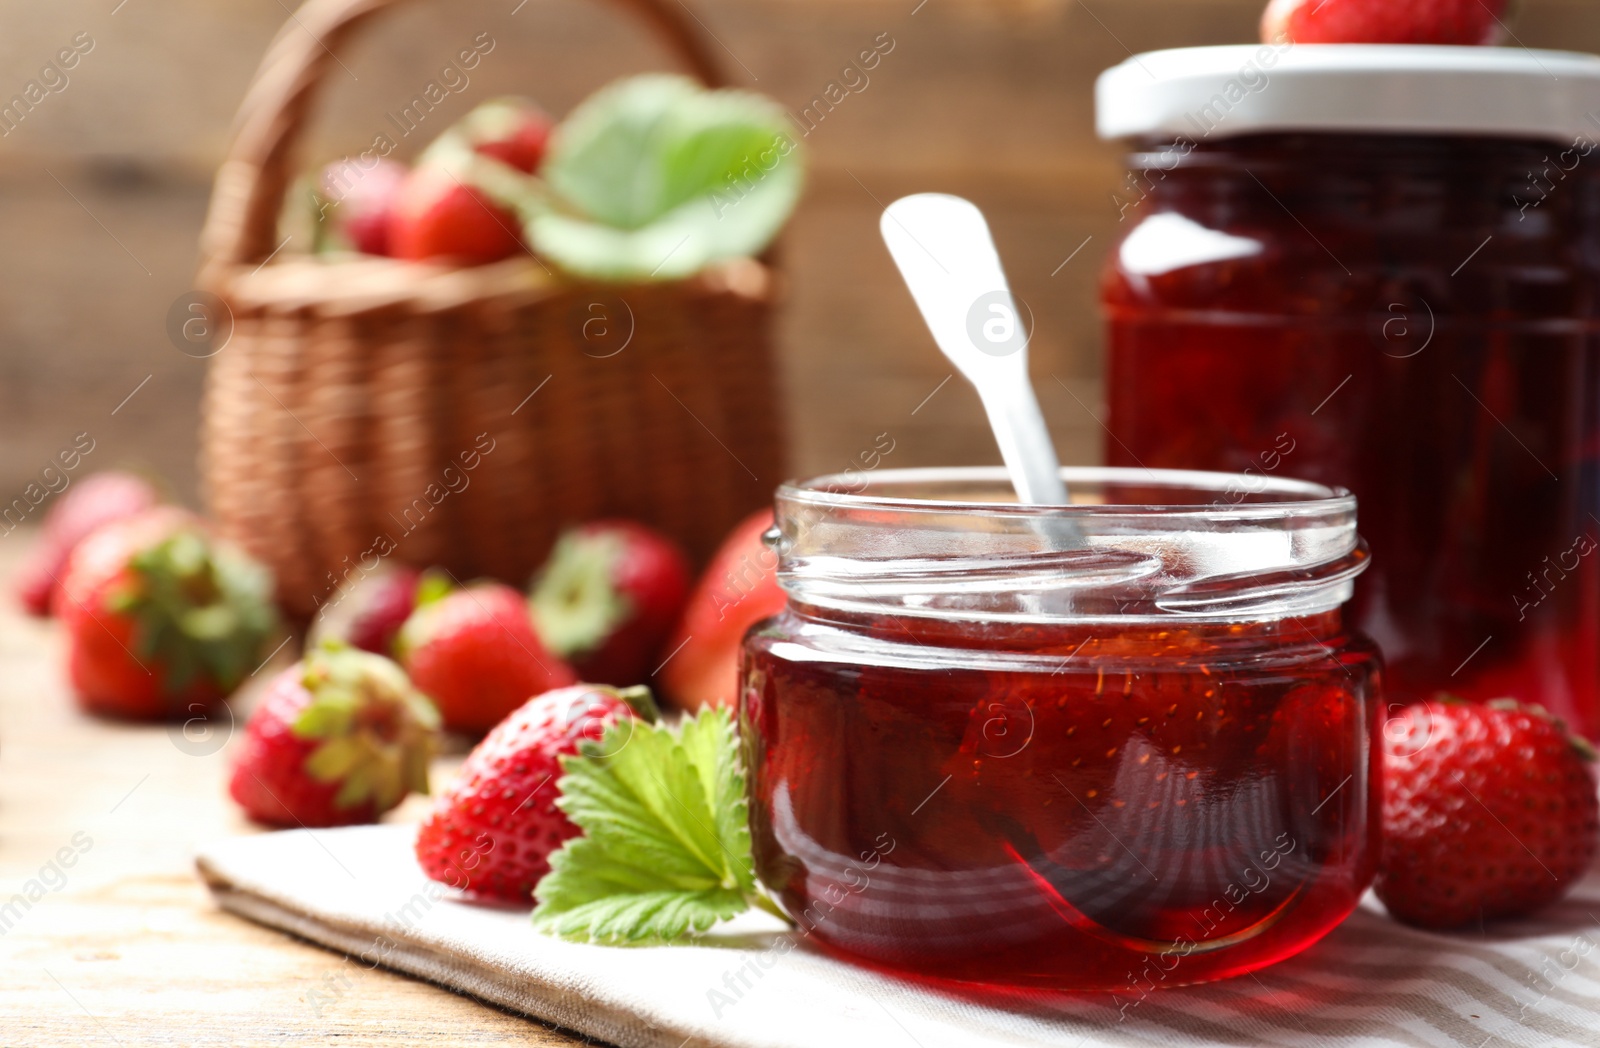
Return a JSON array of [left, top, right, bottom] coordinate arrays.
[[778, 465, 1353, 517], [771, 467, 1366, 625]]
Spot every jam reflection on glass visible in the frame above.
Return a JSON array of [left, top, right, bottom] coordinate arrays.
[[1102, 132, 1600, 738], [741, 606, 1381, 991]]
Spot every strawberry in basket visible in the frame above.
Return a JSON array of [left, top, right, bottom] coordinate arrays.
[[315, 157, 408, 257], [388, 99, 553, 266], [451, 98, 554, 174], [389, 142, 528, 265]]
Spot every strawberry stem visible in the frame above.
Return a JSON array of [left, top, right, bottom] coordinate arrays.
[[615, 684, 660, 724], [749, 889, 794, 926]]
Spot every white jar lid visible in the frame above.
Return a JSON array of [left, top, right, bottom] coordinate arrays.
[[1097, 44, 1600, 143]]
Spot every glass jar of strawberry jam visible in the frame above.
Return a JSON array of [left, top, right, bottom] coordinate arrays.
[[1097, 46, 1600, 738], [740, 467, 1382, 992]]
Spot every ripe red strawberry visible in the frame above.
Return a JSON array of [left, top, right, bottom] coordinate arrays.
[[530, 521, 692, 687], [937, 651, 1326, 887], [454, 98, 554, 175], [1261, 0, 1507, 45], [15, 470, 159, 617], [317, 157, 408, 256], [389, 141, 526, 265], [229, 643, 439, 827], [1377, 698, 1600, 929], [1259, 682, 1369, 832], [312, 565, 433, 659], [398, 582, 576, 733], [57, 508, 279, 720], [415, 683, 655, 899], [344, 567, 424, 656], [658, 510, 786, 711]]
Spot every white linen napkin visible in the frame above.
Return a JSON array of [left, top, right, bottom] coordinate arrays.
[[196, 825, 1600, 1048]]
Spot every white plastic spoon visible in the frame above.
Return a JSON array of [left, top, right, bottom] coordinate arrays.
[[880, 193, 1069, 506]]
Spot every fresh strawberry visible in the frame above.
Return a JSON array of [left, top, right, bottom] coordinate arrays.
[[1261, 0, 1507, 45], [935, 653, 1328, 896], [1258, 682, 1368, 842], [15, 470, 159, 617], [1376, 698, 1600, 929], [228, 642, 439, 828], [343, 567, 424, 656], [415, 683, 655, 900], [389, 166, 523, 264], [398, 582, 576, 733], [389, 140, 527, 265], [453, 98, 554, 175], [312, 565, 434, 659], [530, 521, 692, 687], [658, 510, 786, 711], [57, 508, 279, 720], [316, 158, 408, 256]]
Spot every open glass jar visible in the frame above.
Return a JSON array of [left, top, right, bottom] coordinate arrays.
[[740, 467, 1382, 992], [1097, 45, 1600, 738]]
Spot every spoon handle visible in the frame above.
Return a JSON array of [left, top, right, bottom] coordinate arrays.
[[977, 378, 1068, 507], [880, 193, 1070, 508]]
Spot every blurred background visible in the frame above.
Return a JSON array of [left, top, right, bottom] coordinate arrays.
[[2, 0, 1598, 503]]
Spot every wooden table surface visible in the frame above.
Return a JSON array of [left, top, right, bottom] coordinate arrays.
[[0, 529, 589, 1046]]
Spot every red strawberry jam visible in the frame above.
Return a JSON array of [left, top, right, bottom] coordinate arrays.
[[1097, 48, 1600, 740], [1102, 132, 1600, 741], [740, 468, 1383, 992]]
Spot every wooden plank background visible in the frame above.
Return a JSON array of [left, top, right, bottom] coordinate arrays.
[[0, 0, 1596, 504]]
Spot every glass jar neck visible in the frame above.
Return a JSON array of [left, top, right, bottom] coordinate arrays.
[[773, 467, 1367, 628], [782, 598, 1351, 650], [1118, 131, 1600, 234], [1128, 131, 1584, 174]]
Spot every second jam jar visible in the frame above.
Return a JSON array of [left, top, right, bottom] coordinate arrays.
[[1097, 45, 1600, 738], [741, 467, 1382, 991]]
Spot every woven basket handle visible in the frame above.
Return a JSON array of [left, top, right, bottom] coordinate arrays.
[[199, 0, 726, 281]]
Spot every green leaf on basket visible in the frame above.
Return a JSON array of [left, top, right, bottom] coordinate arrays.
[[526, 74, 803, 282], [532, 707, 775, 942]]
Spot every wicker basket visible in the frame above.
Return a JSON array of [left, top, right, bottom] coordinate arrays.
[[197, 0, 787, 619]]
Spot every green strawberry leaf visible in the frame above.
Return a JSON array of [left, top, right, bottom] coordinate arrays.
[[678, 707, 757, 895], [532, 708, 780, 942], [542, 74, 701, 230], [533, 885, 748, 942], [526, 74, 803, 282]]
